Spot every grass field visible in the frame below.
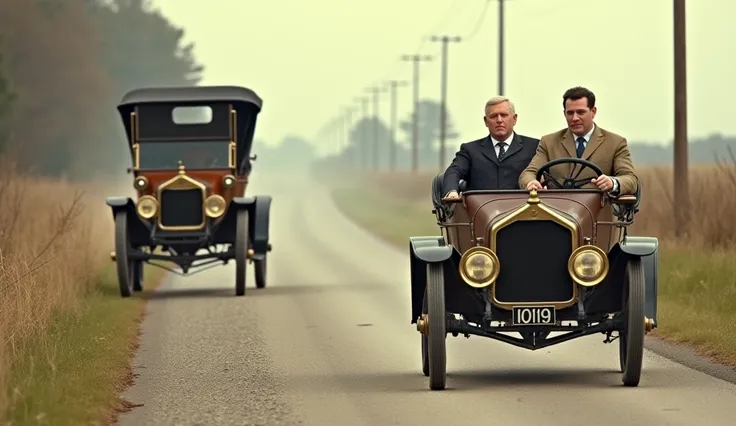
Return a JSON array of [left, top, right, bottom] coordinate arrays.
[[329, 164, 736, 365], [0, 163, 167, 424]]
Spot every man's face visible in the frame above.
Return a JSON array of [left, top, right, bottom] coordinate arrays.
[[483, 101, 517, 140], [564, 97, 596, 136]]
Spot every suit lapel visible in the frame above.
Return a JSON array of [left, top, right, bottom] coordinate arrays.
[[498, 133, 524, 161], [560, 129, 576, 158], [480, 136, 500, 165], [582, 124, 604, 159]]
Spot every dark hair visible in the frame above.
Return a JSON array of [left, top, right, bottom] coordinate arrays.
[[562, 86, 595, 109]]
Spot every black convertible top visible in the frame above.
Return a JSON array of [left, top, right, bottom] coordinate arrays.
[[118, 85, 263, 109]]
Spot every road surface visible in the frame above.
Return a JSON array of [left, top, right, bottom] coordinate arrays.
[[118, 173, 736, 426]]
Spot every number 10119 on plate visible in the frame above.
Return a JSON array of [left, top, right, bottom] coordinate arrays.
[[512, 306, 556, 325]]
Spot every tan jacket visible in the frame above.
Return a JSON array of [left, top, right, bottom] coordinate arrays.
[[518, 125, 638, 195]]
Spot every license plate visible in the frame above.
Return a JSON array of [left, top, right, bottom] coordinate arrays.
[[512, 306, 556, 325]]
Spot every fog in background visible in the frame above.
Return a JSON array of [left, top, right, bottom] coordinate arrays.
[[0, 0, 733, 182]]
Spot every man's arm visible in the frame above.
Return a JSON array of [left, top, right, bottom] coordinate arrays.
[[518, 137, 550, 189], [442, 144, 471, 195], [610, 137, 638, 195]]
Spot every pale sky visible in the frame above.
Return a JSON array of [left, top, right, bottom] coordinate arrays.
[[152, 0, 734, 156]]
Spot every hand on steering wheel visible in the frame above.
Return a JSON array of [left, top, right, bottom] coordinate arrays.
[[534, 158, 604, 190]]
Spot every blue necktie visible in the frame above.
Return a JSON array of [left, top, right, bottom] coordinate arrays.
[[576, 137, 586, 158]]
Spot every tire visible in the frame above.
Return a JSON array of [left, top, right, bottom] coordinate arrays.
[[421, 288, 429, 376], [254, 255, 267, 289], [114, 211, 133, 298], [426, 262, 447, 390], [619, 257, 645, 386], [235, 209, 249, 296]]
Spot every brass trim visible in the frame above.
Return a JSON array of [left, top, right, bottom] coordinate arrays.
[[458, 246, 500, 288], [644, 317, 654, 333], [136, 195, 158, 219], [156, 164, 207, 231], [134, 175, 149, 190], [567, 244, 609, 287], [229, 141, 236, 169], [204, 194, 227, 218], [132, 143, 140, 171], [416, 314, 428, 335], [222, 174, 236, 188], [489, 189, 580, 310]]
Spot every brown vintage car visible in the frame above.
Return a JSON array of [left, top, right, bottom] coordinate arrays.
[[409, 157, 659, 390], [106, 85, 272, 298]]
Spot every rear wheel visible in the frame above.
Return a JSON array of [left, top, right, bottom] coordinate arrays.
[[235, 209, 249, 296], [421, 288, 429, 376], [114, 211, 133, 298], [426, 262, 447, 390], [254, 254, 267, 289], [619, 257, 645, 386]]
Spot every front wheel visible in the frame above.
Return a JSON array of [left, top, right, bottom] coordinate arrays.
[[619, 257, 646, 386], [426, 262, 447, 390], [114, 211, 133, 298], [235, 209, 249, 296]]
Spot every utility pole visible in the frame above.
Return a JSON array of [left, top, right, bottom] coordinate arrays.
[[355, 96, 369, 171], [401, 54, 432, 173], [343, 106, 355, 167], [431, 35, 462, 170], [498, 0, 505, 96], [673, 0, 688, 235], [385, 80, 408, 172], [366, 86, 385, 172]]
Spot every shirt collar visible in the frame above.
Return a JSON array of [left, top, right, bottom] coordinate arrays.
[[574, 124, 596, 143], [490, 131, 515, 146]]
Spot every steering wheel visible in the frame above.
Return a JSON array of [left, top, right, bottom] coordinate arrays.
[[535, 158, 604, 189]]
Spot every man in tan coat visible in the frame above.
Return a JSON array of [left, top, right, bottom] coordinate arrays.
[[518, 86, 638, 197]]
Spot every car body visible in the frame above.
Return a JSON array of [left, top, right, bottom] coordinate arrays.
[[106, 85, 272, 297], [409, 158, 658, 390]]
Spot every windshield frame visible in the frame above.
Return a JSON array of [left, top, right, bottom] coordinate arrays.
[[133, 140, 235, 171]]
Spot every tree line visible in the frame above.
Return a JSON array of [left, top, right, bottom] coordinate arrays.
[[0, 0, 203, 179]]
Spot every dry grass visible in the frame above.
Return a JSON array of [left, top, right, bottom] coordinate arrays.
[[365, 163, 736, 247], [0, 160, 117, 417]]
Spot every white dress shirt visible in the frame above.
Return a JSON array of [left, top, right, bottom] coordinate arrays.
[[491, 131, 515, 157]]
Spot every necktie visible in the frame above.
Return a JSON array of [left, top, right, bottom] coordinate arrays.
[[497, 142, 507, 160], [576, 137, 586, 158]]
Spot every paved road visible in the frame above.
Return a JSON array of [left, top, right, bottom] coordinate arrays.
[[118, 173, 736, 426]]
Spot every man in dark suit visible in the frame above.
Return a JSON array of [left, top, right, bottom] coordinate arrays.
[[442, 96, 539, 199]]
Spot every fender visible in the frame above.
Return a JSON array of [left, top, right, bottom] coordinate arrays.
[[616, 236, 659, 329], [104, 196, 134, 218], [232, 195, 271, 257], [409, 236, 453, 324]]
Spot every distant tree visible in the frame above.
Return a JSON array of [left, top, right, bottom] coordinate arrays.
[[0, 39, 16, 153], [398, 99, 460, 168], [345, 117, 392, 171], [87, 0, 204, 95], [0, 0, 114, 177]]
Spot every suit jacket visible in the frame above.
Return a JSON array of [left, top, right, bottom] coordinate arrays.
[[442, 132, 540, 195], [518, 125, 638, 195]]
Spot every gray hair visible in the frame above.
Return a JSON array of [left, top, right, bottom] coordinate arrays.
[[485, 96, 516, 114]]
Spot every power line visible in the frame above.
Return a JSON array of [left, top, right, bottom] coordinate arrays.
[[430, 35, 462, 170], [401, 54, 433, 173]]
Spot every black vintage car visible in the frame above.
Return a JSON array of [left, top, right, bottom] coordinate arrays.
[[409, 158, 659, 390], [106, 85, 272, 297]]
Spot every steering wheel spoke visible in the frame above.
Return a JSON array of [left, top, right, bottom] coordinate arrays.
[[535, 158, 604, 190]]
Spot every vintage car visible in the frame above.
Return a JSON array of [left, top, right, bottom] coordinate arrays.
[[409, 158, 658, 390], [106, 85, 272, 298]]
